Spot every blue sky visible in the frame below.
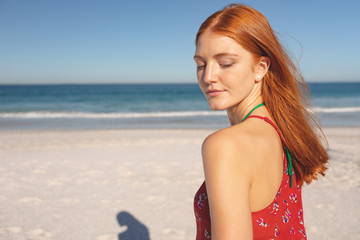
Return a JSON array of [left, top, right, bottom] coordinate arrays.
[[1, 0, 359, 84]]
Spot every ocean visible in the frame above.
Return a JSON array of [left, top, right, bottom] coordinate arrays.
[[0, 82, 359, 130]]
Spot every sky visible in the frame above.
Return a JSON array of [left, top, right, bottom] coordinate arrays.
[[0, 0, 359, 84]]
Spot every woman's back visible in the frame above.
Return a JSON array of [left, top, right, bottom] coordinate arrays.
[[194, 116, 307, 239], [238, 116, 284, 212]]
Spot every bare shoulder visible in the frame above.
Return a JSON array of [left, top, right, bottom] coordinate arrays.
[[202, 120, 266, 159], [202, 123, 259, 178], [202, 118, 281, 177], [203, 124, 254, 150]]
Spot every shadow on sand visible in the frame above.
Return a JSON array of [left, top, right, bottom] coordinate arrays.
[[117, 211, 150, 240]]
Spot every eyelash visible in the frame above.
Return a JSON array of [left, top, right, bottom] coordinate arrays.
[[196, 62, 234, 71], [197, 65, 206, 71], [220, 63, 234, 68]]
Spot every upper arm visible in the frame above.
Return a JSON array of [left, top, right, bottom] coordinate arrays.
[[202, 130, 254, 240]]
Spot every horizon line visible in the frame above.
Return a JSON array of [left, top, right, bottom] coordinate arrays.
[[1, 80, 360, 86]]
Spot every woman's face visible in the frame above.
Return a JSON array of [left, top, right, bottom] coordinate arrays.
[[194, 31, 258, 111]]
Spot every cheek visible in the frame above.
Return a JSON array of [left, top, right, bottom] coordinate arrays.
[[196, 72, 201, 83], [197, 74, 206, 93], [224, 69, 255, 98], [230, 66, 254, 87]]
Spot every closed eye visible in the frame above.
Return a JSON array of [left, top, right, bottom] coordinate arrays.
[[220, 63, 234, 68], [197, 64, 206, 71]]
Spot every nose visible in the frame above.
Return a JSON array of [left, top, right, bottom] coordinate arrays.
[[202, 63, 217, 83]]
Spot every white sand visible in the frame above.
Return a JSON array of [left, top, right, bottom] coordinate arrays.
[[0, 128, 359, 240]]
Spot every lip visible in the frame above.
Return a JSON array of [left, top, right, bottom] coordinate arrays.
[[206, 89, 224, 97]]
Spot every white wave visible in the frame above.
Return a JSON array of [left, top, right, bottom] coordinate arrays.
[[313, 107, 360, 113], [0, 111, 227, 119], [0, 107, 359, 119]]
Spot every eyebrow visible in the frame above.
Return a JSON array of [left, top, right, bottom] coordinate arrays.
[[193, 53, 239, 60]]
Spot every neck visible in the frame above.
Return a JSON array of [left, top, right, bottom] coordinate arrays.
[[227, 83, 263, 125]]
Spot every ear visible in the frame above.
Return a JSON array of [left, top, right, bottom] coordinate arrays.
[[255, 57, 270, 83]]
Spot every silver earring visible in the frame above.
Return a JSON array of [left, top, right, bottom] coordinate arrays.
[[257, 75, 261, 79]]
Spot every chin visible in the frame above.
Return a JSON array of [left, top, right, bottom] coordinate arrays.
[[207, 101, 228, 111]]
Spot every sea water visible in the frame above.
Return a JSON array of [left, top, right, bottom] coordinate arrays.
[[0, 82, 359, 130]]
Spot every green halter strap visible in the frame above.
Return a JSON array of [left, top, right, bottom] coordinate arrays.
[[240, 103, 265, 123], [285, 146, 294, 188]]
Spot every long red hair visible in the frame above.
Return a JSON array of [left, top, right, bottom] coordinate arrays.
[[196, 4, 329, 185]]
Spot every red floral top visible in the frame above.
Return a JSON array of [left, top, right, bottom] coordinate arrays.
[[194, 116, 307, 240]]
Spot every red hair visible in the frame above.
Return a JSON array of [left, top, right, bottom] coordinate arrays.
[[196, 4, 329, 185]]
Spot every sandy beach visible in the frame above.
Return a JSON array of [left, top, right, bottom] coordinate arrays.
[[0, 127, 359, 240]]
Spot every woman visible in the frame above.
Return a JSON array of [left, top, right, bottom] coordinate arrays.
[[193, 4, 329, 240]]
